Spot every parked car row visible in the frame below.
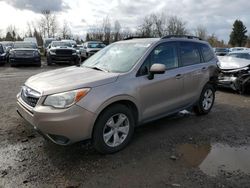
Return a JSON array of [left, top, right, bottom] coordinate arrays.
[[0, 39, 106, 67], [214, 47, 250, 56]]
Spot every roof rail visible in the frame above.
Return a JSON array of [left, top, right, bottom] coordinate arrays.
[[123, 36, 154, 40], [161, 35, 202, 40]]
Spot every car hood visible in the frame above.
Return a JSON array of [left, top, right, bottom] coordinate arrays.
[[11, 48, 37, 52], [218, 56, 250, 70], [51, 46, 74, 50], [87, 48, 102, 52], [25, 66, 119, 95]]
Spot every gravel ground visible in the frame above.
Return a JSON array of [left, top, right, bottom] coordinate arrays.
[[0, 62, 250, 188]]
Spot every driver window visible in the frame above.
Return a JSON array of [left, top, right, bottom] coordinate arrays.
[[137, 43, 179, 77], [151, 43, 178, 69]]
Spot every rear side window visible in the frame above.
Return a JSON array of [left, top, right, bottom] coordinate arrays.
[[180, 42, 201, 66], [200, 44, 215, 62]]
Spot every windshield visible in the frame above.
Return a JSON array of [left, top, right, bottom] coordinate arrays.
[[1, 42, 14, 48], [45, 40, 56, 47], [13, 42, 37, 49], [227, 53, 250, 60], [51, 42, 72, 47], [82, 42, 150, 73], [88, 43, 106, 48]]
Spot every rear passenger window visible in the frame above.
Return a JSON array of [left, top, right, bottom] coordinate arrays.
[[200, 44, 214, 62], [180, 42, 201, 66]]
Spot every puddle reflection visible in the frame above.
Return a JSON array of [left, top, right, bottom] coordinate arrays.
[[177, 143, 250, 176]]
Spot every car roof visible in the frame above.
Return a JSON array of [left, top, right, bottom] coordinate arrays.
[[86, 41, 104, 43]]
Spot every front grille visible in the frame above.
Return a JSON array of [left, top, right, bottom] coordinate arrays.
[[20, 86, 41, 107], [15, 51, 34, 57], [89, 50, 98, 53], [56, 49, 73, 55], [21, 91, 39, 107]]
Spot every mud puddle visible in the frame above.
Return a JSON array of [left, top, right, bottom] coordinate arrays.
[[177, 143, 250, 176]]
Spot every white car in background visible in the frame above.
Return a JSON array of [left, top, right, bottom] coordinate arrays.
[[81, 41, 106, 59], [229, 47, 249, 52], [217, 53, 250, 94]]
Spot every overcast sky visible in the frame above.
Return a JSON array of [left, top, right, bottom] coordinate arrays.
[[0, 0, 250, 42]]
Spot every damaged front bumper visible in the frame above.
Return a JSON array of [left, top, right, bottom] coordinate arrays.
[[218, 66, 250, 94]]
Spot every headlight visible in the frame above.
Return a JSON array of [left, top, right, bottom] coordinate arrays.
[[44, 88, 90, 109], [72, 50, 77, 55], [50, 50, 56, 55]]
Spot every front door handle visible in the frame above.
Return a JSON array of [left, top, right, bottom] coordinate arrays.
[[202, 67, 207, 71], [175, 74, 182, 79]]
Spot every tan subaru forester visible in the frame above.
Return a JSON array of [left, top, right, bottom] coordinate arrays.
[[17, 36, 218, 154]]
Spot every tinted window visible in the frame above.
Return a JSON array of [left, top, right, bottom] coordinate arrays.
[[51, 42, 71, 47], [88, 43, 106, 48], [200, 44, 214, 62], [13, 42, 37, 49], [180, 42, 201, 66]]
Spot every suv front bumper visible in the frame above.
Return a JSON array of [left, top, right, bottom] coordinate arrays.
[[16, 93, 95, 145]]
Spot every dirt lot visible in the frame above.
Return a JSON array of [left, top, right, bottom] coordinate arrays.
[[0, 62, 250, 188]]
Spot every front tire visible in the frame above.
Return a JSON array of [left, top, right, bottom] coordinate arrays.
[[93, 104, 135, 154], [194, 84, 215, 115]]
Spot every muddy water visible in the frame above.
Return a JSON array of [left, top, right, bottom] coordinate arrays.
[[177, 143, 250, 176]]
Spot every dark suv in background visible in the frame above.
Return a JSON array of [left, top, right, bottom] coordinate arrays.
[[0, 43, 6, 65], [47, 41, 80, 65], [9, 42, 41, 67]]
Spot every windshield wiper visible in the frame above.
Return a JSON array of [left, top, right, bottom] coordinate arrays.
[[92, 66, 109, 72], [82, 65, 109, 72]]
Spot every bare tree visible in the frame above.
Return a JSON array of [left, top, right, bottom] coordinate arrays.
[[26, 22, 33, 37], [166, 15, 188, 35], [38, 10, 58, 38], [114, 20, 121, 41], [207, 34, 225, 47], [5, 25, 18, 41], [137, 13, 188, 37], [195, 25, 208, 39], [138, 15, 154, 37], [151, 13, 167, 37], [102, 16, 111, 44], [61, 20, 72, 39]]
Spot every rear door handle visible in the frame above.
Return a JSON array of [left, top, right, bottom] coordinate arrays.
[[175, 74, 182, 79]]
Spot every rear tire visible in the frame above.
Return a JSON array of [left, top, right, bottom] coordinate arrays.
[[93, 104, 135, 154], [193, 84, 215, 115]]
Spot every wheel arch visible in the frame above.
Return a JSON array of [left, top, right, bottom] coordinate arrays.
[[91, 96, 140, 137]]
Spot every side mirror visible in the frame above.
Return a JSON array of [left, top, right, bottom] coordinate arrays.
[[148, 64, 166, 80]]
